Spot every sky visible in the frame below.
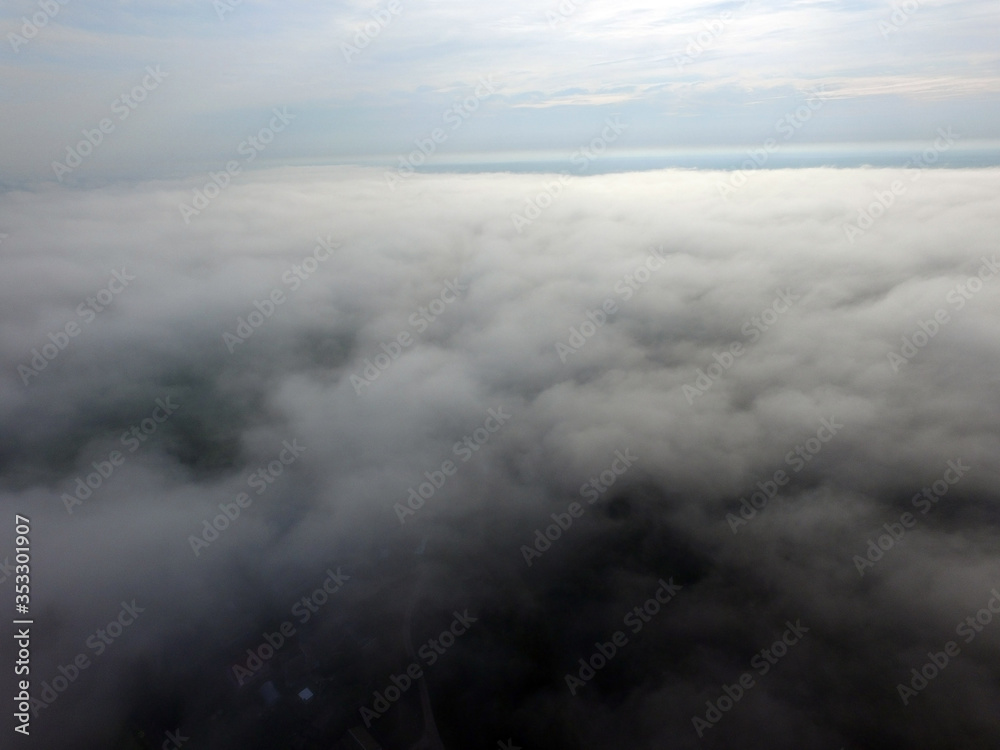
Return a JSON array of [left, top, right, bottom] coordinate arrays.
[[2, 0, 1000, 184]]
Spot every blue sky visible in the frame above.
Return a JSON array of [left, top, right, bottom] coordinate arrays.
[[2, 0, 999, 183]]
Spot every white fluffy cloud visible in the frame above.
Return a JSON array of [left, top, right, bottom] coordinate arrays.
[[2, 166, 999, 748]]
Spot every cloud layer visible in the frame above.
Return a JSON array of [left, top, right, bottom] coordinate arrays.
[[2, 166, 1000, 749]]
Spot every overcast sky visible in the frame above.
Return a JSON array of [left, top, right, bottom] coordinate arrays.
[[2, 0, 1000, 183]]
